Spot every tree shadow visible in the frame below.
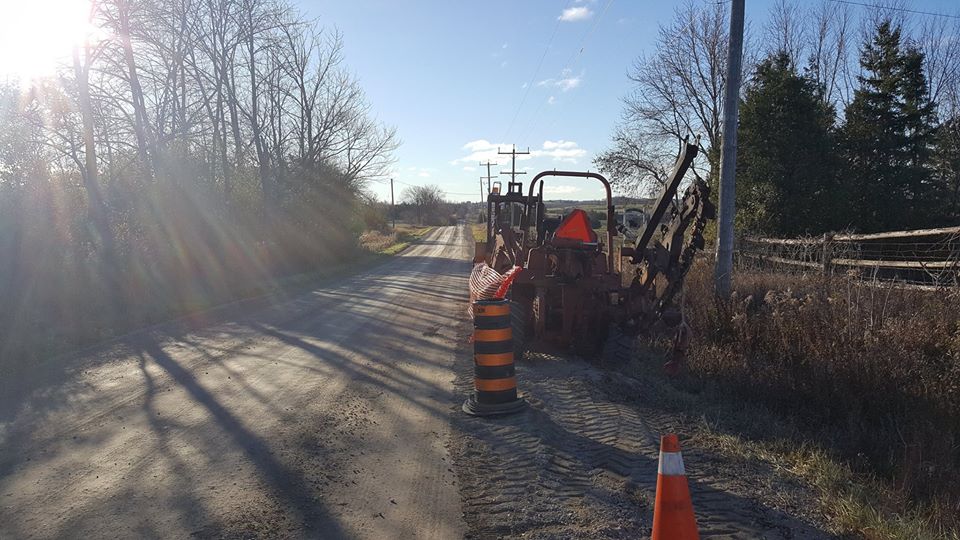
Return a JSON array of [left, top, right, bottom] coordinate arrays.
[[135, 337, 348, 538]]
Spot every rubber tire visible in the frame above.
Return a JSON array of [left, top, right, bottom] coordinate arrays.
[[509, 300, 528, 362]]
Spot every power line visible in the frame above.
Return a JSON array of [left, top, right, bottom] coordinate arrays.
[[501, 2, 570, 141], [498, 145, 531, 183], [828, 0, 960, 20], [480, 160, 498, 194], [518, 0, 616, 143]]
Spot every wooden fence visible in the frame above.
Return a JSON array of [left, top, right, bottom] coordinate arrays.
[[738, 225, 960, 288]]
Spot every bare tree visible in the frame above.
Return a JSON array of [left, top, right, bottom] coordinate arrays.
[[595, 1, 736, 194], [807, 0, 855, 107], [918, 16, 960, 120], [765, 0, 807, 65], [403, 185, 446, 225]]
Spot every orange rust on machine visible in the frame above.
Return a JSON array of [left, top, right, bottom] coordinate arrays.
[[553, 209, 598, 243]]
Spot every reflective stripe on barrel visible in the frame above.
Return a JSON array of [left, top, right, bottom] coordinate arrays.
[[473, 299, 518, 405], [474, 328, 511, 342], [474, 352, 514, 366], [475, 377, 517, 392]]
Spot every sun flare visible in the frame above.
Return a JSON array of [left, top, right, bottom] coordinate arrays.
[[0, 0, 98, 82]]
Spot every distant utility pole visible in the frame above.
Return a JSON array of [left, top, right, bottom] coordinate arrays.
[[714, 0, 745, 297], [390, 178, 396, 229], [479, 160, 498, 194], [479, 177, 485, 203], [498, 145, 530, 183]]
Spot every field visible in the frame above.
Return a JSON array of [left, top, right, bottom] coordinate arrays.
[[643, 260, 960, 538]]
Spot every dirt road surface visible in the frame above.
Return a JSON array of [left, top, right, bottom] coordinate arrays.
[[1, 226, 470, 539], [1, 223, 834, 539]]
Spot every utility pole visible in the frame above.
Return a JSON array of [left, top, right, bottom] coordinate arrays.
[[479, 177, 485, 203], [714, 0, 744, 297], [498, 145, 530, 183], [390, 178, 395, 229], [479, 160, 498, 194]]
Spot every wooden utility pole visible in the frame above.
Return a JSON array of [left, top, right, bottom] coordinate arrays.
[[479, 160, 498, 194], [714, 0, 745, 297], [479, 177, 485, 203], [498, 145, 530, 183], [390, 178, 396, 229]]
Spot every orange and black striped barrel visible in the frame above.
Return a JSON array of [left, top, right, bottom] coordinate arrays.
[[473, 299, 517, 404]]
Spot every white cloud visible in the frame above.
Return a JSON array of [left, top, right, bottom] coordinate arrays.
[[462, 166, 477, 172], [537, 70, 582, 92], [547, 95, 557, 105], [521, 82, 528, 89], [452, 140, 533, 165], [502, 42, 508, 49], [543, 140, 578, 151], [559, 6, 592, 21], [532, 140, 587, 163], [454, 139, 587, 166], [418, 171, 431, 178], [544, 185, 581, 195], [500, 60, 508, 68], [463, 140, 494, 152]]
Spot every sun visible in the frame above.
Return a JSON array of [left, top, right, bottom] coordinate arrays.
[[0, 0, 98, 83]]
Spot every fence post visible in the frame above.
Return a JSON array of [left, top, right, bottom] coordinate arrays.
[[822, 233, 833, 277]]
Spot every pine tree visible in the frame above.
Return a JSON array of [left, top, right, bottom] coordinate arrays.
[[840, 20, 937, 232], [932, 115, 960, 222], [736, 52, 840, 235]]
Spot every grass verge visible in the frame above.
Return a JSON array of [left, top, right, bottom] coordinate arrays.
[[623, 259, 960, 539], [624, 345, 958, 540], [470, 222, 486, 246]]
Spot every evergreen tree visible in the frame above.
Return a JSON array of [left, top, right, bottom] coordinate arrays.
[[736, 52, 840, 235], [840, 20, 937, 232], [932, 115, 960, 222]]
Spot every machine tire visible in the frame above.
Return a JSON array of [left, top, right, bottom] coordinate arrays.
[[509, 300, 528, 362]]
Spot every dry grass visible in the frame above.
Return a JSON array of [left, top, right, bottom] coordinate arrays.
[[359, 224, 433, 255], [661, 260, 960, 537], [471, 222, 486, 245]]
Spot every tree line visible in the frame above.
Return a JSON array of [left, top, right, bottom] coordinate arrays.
[[596, 0, 960, 236], [0, 0, 396, 361]]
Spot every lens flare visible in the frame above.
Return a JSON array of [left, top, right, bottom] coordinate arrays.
[[0, 0, 99, 82]]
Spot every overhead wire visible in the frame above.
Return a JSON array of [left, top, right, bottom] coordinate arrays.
[[501, 1, 572, 142], [827, 0, 960, 20], [517, 0, 616, 145]]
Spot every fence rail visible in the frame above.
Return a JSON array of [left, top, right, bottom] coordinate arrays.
[[737, 226, 960, 287]]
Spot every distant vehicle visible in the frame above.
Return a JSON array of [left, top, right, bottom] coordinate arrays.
[[620, 207, 647, 239]]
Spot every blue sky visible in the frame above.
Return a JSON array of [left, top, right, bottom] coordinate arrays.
[[297, 1, 956, 202]]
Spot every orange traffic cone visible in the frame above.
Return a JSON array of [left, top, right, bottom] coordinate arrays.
[[651, 433, 699, 540]]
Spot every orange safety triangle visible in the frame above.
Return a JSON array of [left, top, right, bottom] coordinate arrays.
[[553, 209, 597, 243]]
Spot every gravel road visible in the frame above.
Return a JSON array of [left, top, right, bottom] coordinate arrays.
[[1, 225, 470, 539]]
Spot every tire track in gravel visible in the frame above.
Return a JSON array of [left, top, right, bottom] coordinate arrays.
[[449, 329, 837, 539]]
